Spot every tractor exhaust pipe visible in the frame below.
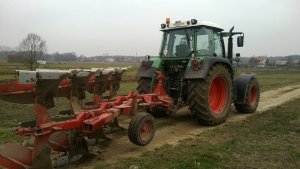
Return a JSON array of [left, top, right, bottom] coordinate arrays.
[[228, 26, 235, 62]]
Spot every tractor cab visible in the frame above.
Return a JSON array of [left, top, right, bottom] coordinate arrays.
[[160, 18, 225, 58], [160, 18, 244, 61]]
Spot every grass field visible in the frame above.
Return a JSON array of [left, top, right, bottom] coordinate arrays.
[[239, 68, 300, 92], [96, 98, 300, 169]]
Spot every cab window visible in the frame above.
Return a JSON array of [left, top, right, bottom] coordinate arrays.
[[161, 29, 194, 57], [196, 27, 213, 56], [214, 32, 223, 57]]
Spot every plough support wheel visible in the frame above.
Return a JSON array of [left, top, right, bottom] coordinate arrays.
[[128, 113, 155, 146]]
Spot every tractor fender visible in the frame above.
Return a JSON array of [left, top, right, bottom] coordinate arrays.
[[184, 57, 233, 79], [137, 59, 161, 78], [234, 73, 256, 104]]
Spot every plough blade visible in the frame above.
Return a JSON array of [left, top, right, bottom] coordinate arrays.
[[0, 81, 35, 104], [48, 130, 89, 159], [0, 143, 32, 169], [30, 145, 52, 169], [0, 144, 52, 169], [48, 131, 69, 152]]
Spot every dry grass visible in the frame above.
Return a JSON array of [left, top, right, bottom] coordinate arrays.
[[96, 98, 300, 169]]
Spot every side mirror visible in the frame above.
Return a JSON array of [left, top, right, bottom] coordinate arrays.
[[237, 35, 244, 47]]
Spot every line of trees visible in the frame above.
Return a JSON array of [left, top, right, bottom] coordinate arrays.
[[46, 52, 78, 62], [2, 33, 300, 71]]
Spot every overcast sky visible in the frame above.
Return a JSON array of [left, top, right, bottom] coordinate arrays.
[[0, 0, 299, 57]]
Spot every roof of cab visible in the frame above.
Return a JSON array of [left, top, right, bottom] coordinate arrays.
[[161, 20, 224, 31]]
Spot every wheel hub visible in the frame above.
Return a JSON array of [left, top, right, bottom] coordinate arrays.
[[140, 120, 153, 142], [249, 85, 257, 106], [209, 76, 228, 114]]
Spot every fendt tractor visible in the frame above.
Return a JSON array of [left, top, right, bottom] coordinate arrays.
[[137, 18, 260, 125]]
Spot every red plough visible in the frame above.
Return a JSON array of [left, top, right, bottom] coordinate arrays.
[[0, 68, 172, 169]]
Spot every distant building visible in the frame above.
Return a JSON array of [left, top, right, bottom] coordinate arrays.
[[105, 58, 115, 62], [291, 59, 299, 65], [37, 60, 46, 64], [255, 56, 268, 68], [275, 60, 288, 67]]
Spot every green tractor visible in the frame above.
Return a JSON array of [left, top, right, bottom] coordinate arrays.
[[137, 18, 260, 125]]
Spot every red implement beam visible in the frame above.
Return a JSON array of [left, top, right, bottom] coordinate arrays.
[[83, 109, 119, 134]]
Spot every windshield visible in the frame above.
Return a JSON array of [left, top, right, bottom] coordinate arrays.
[[161, 29, 194, 57]]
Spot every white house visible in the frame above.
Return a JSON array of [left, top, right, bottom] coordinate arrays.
[[37, 60, 46, 64]]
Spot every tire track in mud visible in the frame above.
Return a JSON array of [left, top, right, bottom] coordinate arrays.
[[63, 83, 300, 169]]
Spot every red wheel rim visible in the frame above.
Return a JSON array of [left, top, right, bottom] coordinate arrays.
[[139, 120, 153, 141], [249, 85, 257, 106], [209, 76, 228, 114]]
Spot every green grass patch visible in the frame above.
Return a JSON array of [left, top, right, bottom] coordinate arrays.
[[239, 68, 300, 92], [256, 71, 300, 91], [96, 98, 300, 169], [118, 82, 137, 95], [0, 127, 22, 144]]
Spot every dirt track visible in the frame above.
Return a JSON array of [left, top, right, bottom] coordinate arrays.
[[63, 83, 300, 169]]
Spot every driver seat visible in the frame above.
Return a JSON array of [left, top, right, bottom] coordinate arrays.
[[176, 39, 190, 56]]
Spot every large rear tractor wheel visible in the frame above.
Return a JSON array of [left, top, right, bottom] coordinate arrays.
[[137, 77, 168, 117], [234, 78, 260, 113], [128, 113, 155, 146], [188, 64, 233, 125]]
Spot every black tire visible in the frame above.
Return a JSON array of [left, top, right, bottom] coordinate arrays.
[[188, 64, 233, 125], [234, 78, 260, 113], [128, 113, 155, 146], [137, 77, 152, 94], [137, 77, 168, 117]]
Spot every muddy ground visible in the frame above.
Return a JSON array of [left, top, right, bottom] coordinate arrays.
[[60, 84, 300, 169]]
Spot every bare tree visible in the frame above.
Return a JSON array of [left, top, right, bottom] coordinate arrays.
[[19, 33, 47, 70]]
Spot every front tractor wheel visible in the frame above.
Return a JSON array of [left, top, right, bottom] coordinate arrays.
[[234, 78, 260, 113], [188, 64, 233, 125], [128, 113, 155, 146]]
